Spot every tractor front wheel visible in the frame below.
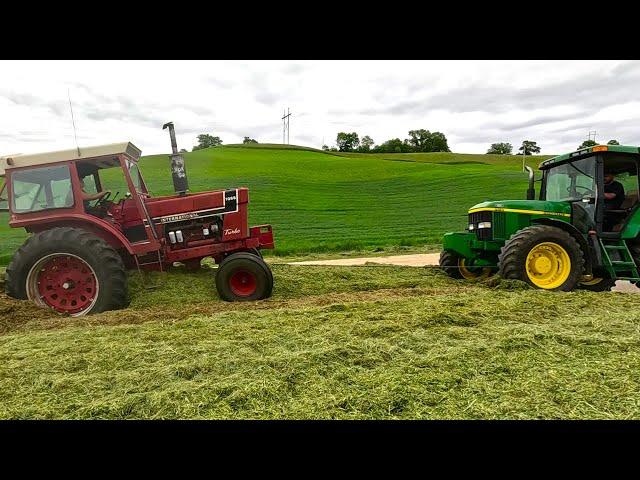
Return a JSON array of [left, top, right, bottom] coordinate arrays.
[[498, 225, 584, 291], [216, 252, 273, 301], [5, 227, 129, 316], [577, 277, 616, 292], [439, 250, 492, 280]]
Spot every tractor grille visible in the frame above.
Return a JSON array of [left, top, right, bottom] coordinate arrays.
[[493, 212, 506, 239], [468, 211, 493, 240]]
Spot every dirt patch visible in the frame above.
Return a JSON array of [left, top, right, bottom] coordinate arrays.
[[0, 293, 61, 334]]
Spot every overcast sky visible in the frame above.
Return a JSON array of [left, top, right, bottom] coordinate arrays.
[[1, 60, 639, 156]]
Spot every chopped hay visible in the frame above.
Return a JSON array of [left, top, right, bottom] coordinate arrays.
[[0, 293, 61, 334]]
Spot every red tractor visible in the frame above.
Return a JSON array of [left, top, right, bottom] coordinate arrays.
[[0, 123, 275, 316]]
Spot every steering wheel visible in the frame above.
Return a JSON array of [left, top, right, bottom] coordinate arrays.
[[93, 191, 111, 208], [574, 185, 595, 196]]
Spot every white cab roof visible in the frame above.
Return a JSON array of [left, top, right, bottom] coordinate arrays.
[[0, 142, 142, 176]]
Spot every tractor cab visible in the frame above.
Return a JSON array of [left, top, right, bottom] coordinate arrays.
[[441, 144, 640, 292], [0, 143, 159, 249], [539, 145, 640, 235]]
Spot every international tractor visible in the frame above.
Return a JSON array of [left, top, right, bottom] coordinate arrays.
[[0, 123, 275, 316], [440, 144, 640, 292]]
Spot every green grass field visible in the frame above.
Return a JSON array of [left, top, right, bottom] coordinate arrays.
[[1, 263, 639, 419], [0, 145, 549, 264]]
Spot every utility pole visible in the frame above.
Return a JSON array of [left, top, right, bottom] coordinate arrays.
[[282, 108, 291, 144], [588, 130, 597, 143]]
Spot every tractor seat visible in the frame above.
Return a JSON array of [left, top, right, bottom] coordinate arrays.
[[610, 190, 638, 232]]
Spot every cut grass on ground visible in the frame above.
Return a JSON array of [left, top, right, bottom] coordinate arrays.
[[1, 264, 639, 419]]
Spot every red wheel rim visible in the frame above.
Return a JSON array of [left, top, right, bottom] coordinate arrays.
[[30, 254, 98, 315], [229, 269, 257, 297]]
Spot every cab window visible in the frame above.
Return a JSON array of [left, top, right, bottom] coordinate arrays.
[[0, 181, 7, 212], [11, 164, 74, 213]]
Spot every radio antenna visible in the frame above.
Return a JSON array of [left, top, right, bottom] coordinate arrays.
[[68, 88, 81, 156]]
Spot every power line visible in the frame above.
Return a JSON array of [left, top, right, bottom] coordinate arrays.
[[282, 108, 291, 144]]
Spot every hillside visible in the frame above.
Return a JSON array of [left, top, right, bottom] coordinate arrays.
[[0, 146, 551, 264]]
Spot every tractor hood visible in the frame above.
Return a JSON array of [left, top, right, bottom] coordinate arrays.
[[468, 200, 572, 218]]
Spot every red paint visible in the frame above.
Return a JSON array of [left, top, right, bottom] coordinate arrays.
[[36, 255, 97, 314], [229, 270, 257, 297]]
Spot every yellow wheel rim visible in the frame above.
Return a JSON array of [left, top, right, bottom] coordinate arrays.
[[525, 242, 571, 289], [458, 258, 492, 280], [580, 277, 604, 286]]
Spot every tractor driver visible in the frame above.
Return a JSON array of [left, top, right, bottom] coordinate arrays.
[[603, 170, 625, 231], [79, 177, 111, 217]]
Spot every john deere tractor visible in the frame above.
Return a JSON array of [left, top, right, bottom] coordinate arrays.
[[440, 144, 640, 291]]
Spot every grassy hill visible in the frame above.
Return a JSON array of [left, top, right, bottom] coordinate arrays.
[[0, 145, 550, 264]]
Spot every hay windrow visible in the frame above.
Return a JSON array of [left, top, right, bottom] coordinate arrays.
[[0, 293, 61, 334]]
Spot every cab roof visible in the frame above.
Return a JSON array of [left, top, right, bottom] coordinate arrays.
[[539, 144, 640, 169], [0, 142, 141, 177]]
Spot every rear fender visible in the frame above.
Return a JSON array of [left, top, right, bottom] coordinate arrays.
[[26, 215, 136, 255]]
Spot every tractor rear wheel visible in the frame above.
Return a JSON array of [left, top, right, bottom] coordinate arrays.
[[439, 250, 492, 280], [498, 225, 584, 291], [5, 227, 129, 316], [216, 252, 273, 301]]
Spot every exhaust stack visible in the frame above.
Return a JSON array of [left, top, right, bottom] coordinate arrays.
[[162, 121, 189, 196], [525, 165, 535, 200]]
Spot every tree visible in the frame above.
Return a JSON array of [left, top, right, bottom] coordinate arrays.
[[192, 134, 223, 151], [321, 145, 330, 151], [518, 140, 541, 156], [373, 138, 410, 153], [577, 139, 597, 150], [607, 139, 620, 145], [358, 135, 374, 152], [406, 129, 451, 152], [243, 136, 258, 144], [179, 148, 188, 153], [336, 132, 360, 152], [486, 142, 513, 155]]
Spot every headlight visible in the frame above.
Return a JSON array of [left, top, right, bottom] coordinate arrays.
[[468, 223, 475, 230], [477, 222, 492, 229]]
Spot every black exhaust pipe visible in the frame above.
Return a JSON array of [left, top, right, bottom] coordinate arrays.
[[525, 165, 535, 200], [162, 121, 189, 196]]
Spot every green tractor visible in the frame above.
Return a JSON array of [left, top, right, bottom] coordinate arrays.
[[440, 144, 640, 291]]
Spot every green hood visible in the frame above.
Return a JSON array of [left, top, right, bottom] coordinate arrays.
[[468, 200, 572, 218]]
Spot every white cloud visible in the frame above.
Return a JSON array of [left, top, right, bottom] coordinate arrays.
[[0, 60, 638, 156]]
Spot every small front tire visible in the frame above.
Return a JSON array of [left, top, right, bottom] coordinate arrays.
[[216, 252, 273, 301]]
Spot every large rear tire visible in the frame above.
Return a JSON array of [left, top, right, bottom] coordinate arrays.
[[5, 227, 129, 316], [216, 252, 273, 301], [498, 225, 584, 291]]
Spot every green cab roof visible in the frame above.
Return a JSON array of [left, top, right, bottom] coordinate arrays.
[[539, 144, 640, 170]]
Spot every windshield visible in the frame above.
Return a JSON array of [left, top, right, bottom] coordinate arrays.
[[126, 160, 145, 194], [544, 157, 596, 202]]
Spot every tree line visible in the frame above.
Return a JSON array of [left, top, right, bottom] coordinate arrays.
[[189, 131, 623, 156], [190, 134, 258, 151], [323, 129, 451, 153], [487, 139, 622, 156]]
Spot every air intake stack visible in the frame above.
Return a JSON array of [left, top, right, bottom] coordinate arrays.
[[162, 121, 189, 196]]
